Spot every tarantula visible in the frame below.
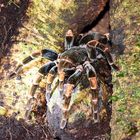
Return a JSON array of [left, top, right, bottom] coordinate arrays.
[[9, 29, 119, 129]]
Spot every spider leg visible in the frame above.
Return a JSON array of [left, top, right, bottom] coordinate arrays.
[[58, 70, 66, 94], [25, 61, 56, 119], [41, 49, 58, 61], [95, 44, 119, 71], [79, 34, 95, 45], [63, 67, 75, 75], [83, 61, 100, 122], [8, 49, 58, 79], [91, 89, 100, 123], [60, 65, 83, 129], [104, 33, 110, 41], [46, 65, 57, 102], [87, 40, 119, 71], [84, 61, 97, 90], [103, 50, 119, 71], [79, 32, 108, 45], [74, 33, 83, 46], [65, 29, 74, 50], [58, 67, 76, 97], [29, 61, 56, 97]]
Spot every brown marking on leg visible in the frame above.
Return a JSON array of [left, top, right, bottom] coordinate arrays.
[[104, 33, 110, 41], [89, 77, 97, 90], [32, 51, 41, 57], [66, 29, 74, 37], [46, 73, 55, 102], [62, 84, 74, 111], [58, 71, 65, 91], [60, 84, 74, 129], [47, 73, 54, 84], [103, 47, 109, 52], [87, 40, 99, 47], [91, 90, 100, 122], [65, 84, 74, 97], [29, 74, 43, 96], [58, 71, 65, 82]]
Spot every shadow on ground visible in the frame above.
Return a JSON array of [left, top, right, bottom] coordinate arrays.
[[0, 0, 30, 59]]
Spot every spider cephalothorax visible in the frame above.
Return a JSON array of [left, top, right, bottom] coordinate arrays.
[[9, 29, 119, 129]]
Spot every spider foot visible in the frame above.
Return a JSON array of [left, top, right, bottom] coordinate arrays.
[[25, 97, 37, 120], [46, 84, 51, 103], [93, 107, 100, 123], [8, 63, 24, 79], [59, 81, 64, 95], [93, 106, 99, 123], [93, 112, 100, 123], [8, 72, 17, 79], [60, 118, 67, 129], [100, 107, 107, 120], [46, 91, 51, 103], [91, 91, 100, 123], [111, 64, 120, 71], [60, 110, 68, 129]]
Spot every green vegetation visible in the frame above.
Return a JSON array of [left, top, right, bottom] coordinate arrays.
[[110, 0, 140, 139], [112, 41, 140, 138]]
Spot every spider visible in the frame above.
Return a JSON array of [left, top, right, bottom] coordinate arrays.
[[9, 29, 119, 129]]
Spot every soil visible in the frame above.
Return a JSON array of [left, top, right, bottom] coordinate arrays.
[[0, 116, 53, 140], [0, 0, 30, 59]]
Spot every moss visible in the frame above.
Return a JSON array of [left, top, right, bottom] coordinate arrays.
[[111, 43, 140, 139], [110, 1, 140, 138]]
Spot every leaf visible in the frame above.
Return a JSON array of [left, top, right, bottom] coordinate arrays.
[[109, 95, 119, 102], [116, 71, 126, 77]]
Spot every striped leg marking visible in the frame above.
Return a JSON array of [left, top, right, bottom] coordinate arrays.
[[104, 50, 119, 71], [58, 71, 65, 95], [8, 49, 58, 79], [65, 29, 74, 50], [29, 61, 56, 99], [84, 61, 98, 90], [46, 66, 57, 102], [60, 67, 83, 129], [92, 91, 99, 123]]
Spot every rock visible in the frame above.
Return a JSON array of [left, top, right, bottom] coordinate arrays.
[[46, 78, 112, 140], [47, 103, 111, 140]]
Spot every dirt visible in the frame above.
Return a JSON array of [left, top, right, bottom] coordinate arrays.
[[0, 116, 53, 140]]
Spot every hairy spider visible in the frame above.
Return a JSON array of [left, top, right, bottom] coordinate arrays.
[[9, 29, 119, 129]]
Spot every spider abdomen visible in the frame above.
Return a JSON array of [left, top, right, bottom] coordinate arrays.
[[59, 47, 88, 65]]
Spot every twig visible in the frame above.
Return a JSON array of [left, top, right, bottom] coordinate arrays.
[[22, 124, 35, 136], [22, 25, 46, 40], [41, 126, 48, 139], [16, 39, 41, 46]]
